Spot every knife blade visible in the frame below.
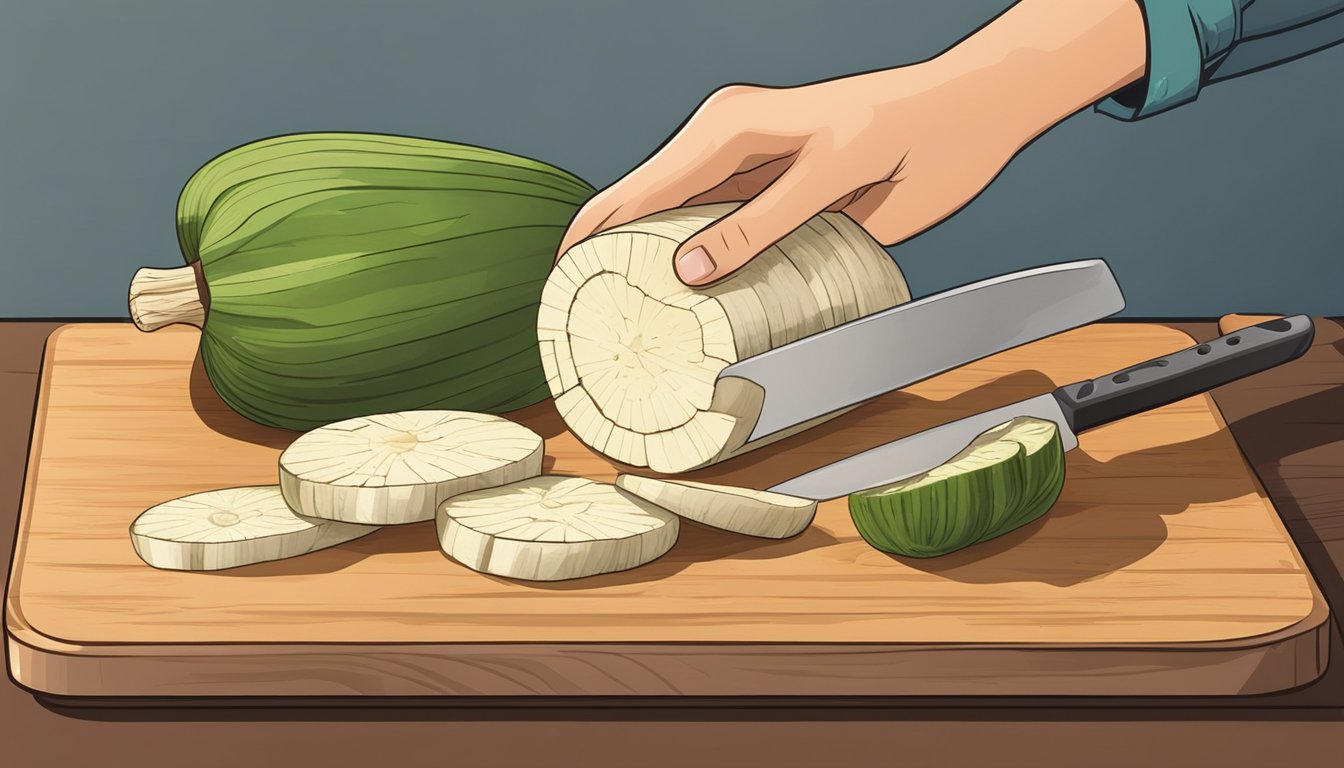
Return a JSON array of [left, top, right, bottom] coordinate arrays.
[[770, 315, 1315, 500], [718, 259, 1125, 443]]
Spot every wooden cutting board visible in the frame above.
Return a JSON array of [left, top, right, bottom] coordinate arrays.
[[5, 324, 1328, 698]]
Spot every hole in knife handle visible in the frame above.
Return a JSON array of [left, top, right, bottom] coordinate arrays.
[[1196, 344, 1211, 355], [1112, 358, 1172, 385], [1075, 381, 1094, 398], [1256, 318, 1293, 332], [1227, 336, 1241, 346]]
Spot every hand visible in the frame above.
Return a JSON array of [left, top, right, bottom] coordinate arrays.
[[559, 68, 1026, 286], [557, 0, 1147, 286]]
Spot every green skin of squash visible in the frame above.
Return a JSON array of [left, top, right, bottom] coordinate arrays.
[[848, 416, 1066, 558], [175, 133, 595, 430]]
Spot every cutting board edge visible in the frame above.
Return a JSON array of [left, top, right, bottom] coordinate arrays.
[[4, 322, 63, 661], [6, 608, 1329, 698], [1194, 368, 1333, 668]]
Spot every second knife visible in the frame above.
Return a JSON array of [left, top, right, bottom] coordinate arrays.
[[771, 315, 1315, 500]]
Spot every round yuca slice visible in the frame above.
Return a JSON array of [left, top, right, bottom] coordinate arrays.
[[539, 204, 911, 473], [437, 476, 679, 581], [130, 486, 379, 571], [280, 411, 544, 525], [615, 474, 817, 539]]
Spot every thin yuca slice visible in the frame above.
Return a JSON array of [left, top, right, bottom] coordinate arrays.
[[847, 416, 1065, 558], [129, 486, 379, 571], [280, 410, 543, 525], [437, 476, 679, 581], [615, 474, 817, 539]]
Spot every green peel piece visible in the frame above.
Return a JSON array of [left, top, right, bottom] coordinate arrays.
[[848, 416, 1066, 558]]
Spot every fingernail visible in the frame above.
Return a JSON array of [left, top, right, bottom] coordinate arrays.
[[676, 246, 715, 283]]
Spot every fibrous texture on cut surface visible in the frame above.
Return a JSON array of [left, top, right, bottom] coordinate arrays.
[[538, 204, 910, 472], [280, 410, 544, 525], [436, 476, 679, 581], [615, 474, 817, 539], [130, 486, 378, 571]]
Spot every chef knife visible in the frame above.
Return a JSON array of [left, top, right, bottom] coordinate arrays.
[[718, 259, 1125, 442], [770, 315, 1315, 500]]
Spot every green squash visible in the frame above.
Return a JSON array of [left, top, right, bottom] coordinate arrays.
[[129, 132, 595, 430]]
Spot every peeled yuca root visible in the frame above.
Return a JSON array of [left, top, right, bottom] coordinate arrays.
[[538, 204, 910, 472], [437, 476, 679, 581], [130, 486, 379, 571], [615, 474, 817, 539], [280, 411, 543, 525]]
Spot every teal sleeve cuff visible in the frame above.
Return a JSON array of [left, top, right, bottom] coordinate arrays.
[[1096, 0, 1243, 121]]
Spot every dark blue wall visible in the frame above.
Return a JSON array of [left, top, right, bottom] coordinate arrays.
[[2, 0, 1341, 317]]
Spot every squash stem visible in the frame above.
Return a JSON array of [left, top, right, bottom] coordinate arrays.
[[128, 264, 207, 331]]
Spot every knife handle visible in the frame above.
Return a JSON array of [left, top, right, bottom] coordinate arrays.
[[1055, 315, 1314, 434]]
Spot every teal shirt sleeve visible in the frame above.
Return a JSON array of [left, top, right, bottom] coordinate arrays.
[[1097, 0, 1344, 121]]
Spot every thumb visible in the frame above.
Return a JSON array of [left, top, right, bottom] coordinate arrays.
[[674, 161, 837, 286]]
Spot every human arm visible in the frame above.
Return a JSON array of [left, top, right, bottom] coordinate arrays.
[[557, 0, 1150, 284], [1098, 0, 1344, 120]]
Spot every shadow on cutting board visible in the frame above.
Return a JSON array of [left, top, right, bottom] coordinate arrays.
[[483, 522, 845, 591], [211, 521, 442, 578], [188, 353, 299, 449], [893, 425, 1267, 587], [897, 318, 1344, 589], [210, 514, 843, 584], [496, 404, 1260, 590], [187, 351, 575, 447]]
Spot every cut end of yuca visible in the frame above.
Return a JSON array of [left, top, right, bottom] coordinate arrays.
[[615, 474, 817, 539], [540, 228, 735, 473], [436, 476, 679, 581], [539, 204, 910, 473], [129, 485, 378, 571], [280, 410, 543, 525]]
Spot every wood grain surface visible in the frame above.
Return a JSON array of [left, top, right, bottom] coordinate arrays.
[[6, 319, 1344, 768], [5, 323, 1329, 697]]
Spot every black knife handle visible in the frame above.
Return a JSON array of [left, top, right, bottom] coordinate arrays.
[[1054, 315, 1314, 434]]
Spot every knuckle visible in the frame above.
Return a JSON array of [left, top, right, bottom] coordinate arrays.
[[711, 217, 759, 256], [703, 83, 762, 112]]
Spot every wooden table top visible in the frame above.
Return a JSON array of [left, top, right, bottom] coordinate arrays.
[[4, 317, 1344, 766]]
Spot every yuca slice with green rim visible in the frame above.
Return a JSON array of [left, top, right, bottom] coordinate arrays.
[[615, 474, 817, 539], [280, 411, 544, 525], [850, 441, 1026, 558], [848, 416, 1065, 558], [973, 415, 1067, 532], [130, 486, 379, 571], [436, 476, 679, 581]]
